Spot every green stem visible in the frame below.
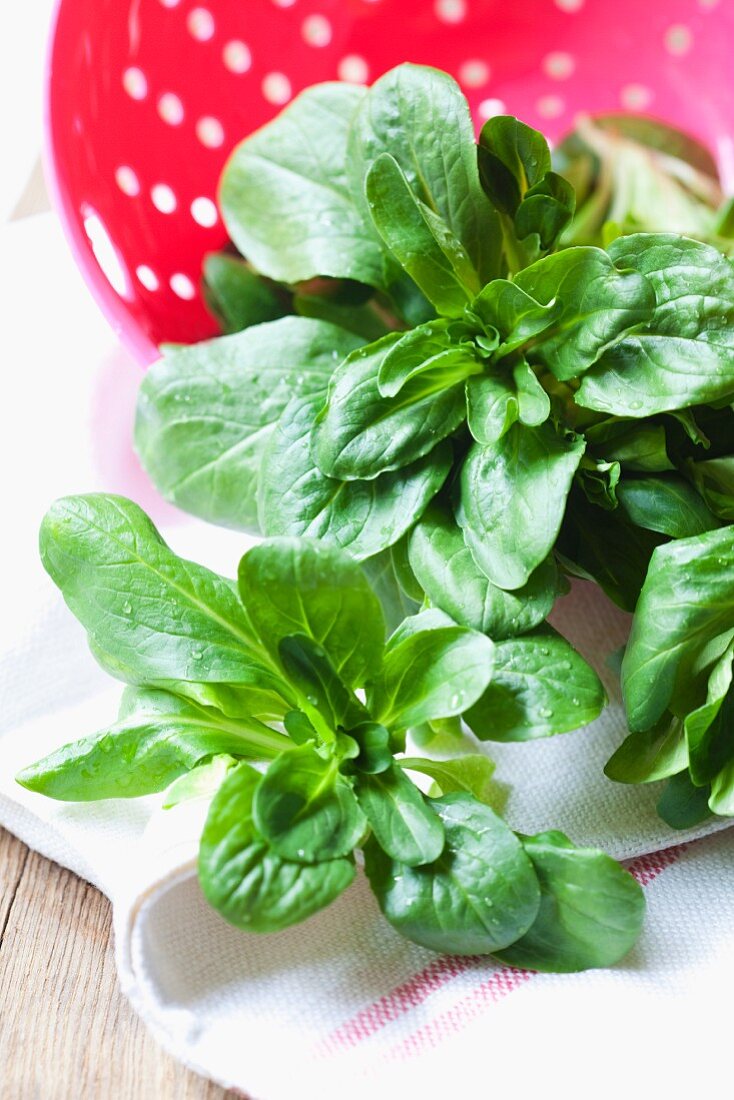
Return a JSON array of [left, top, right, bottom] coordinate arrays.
[[215, 716, 292, 759], [499, 212, 527, 276]]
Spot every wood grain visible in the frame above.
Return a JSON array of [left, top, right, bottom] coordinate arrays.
[[0, 828, 241, 1099]]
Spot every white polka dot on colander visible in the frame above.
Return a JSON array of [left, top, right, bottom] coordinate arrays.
[[157, 93, 185, 126], [459, 60, 490, 88], [537, 94, 565, 119], [223, 40, 252, 73], [543, 51, 575, 79], [434, 0, 467, 23], [620, 83, 653, 110], [187, 7, 215, 41], [262, 72, 293, 105], [196, 117, 225, 148], [136, 265, 160, 291], [170, 273, 196, 300], [479, 97, 508, 118], [302, 14, 332, 47], [554, 0, 584, 10], [338, 55, 369, 83], [158, 0, 180, 7], [191, 197, 218, 228], [665, 24, 693, 55], [83, 210, 131, 299], [151, 184, 177, 214], [122, 67, 147, 100], [115, 166, 140, 196], [478, 98, 506, 119], [271, 0, 297, 7]]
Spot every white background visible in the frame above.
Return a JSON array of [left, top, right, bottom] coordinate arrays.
[[1, 0, 55, 222]]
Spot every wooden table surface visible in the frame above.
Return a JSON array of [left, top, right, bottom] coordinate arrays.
[[0, 175, 239, 1100], [0, 827, 238, 1098]]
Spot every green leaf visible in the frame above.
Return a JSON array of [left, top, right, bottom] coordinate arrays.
[[466, 361, 550, 445], [604, 715, 688, 784], [686, 457, 734, 522], [577, 235, 734, 416], [616, 475, 719, 538], [220, 83, 388, 288], [466, 373, 519, 444], [349, 64, 501, 285], [385, 607, 455, 648], [388, 531, 425, 603], [514, 361, 552, 426], [347, 722, 393, 775], [160, 679, 288, 724], [367, 150, 481, 314], [494, 831, 645, 972], [399, 755, 497, 805], [513, 246, 655, 381], [354, 764, 444, 865], [39, 495, 285, 695], [366, 154, 479, 316], [16, 688, 288, 801], [368, 623, 494, 730], [469, 278, 556, 355], [577, 455, 620, 510], [586, 420, 674, 473], [259, 392, 451, 560], [477, 115, 552, 216], [199, 763, 355, 932], [283, 709, 318, 745], [135, 317, 361, 532], [364, 793, 540, 955], [202, 252, 289, 335], [556, 488, 665, 612], [238, 537, 384, 689], [313, 333, 466, 480], [622, 525, 734, 731], [408, 506, 558, 638], [709, 759, 734, 815], [514, 172, 576, 251], [253, 744, 365, 862], [277, 635, 366, 732], [360, 545, 421, 636], [666, 408, 711, 450], [657, 770, 712, 830], [163, 754, 237, 809], [685, 643, 734, 785], [377, 319, 481, 398], [459, 422, 585, 589], [464, 627, 606, 742]]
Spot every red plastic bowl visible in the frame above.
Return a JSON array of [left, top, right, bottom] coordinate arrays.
[[46, 0, 734, 366]]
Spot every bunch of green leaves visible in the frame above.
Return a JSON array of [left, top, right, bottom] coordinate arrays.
[[17, 494, 642, 970], [554, 114, 732, 250], [607, 522, 734, 827], [133, 63, 734, 823]]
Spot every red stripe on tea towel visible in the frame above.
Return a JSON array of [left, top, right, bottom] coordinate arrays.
[[318, 955, 485, 1053], [319, 842, 689, 1057], [628, 842, 688, 886], [384, 967, 535, 1061]]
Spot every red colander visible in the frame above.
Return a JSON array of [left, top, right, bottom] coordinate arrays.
[[46, 0, 734, 366]]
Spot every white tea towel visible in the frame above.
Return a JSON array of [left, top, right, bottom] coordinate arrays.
[[1, 214, 732, 1098]]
